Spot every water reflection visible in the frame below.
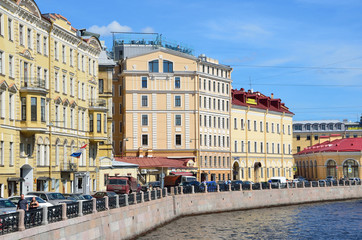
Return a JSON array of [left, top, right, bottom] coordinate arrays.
[[138, 200, 362, 240]]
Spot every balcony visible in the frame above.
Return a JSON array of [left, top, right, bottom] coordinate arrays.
[[89, 99, 107, 112], [61, 162, 78, 172], [20, 78, 48, 94]]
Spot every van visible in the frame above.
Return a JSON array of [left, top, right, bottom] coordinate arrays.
[[181, 176, 197, 183], [269, 177, 287, 187], [106, 176, 138, 194]]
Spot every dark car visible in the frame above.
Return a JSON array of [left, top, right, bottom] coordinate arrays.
[[231, 180, 243, 190], [27, 192, 74, 205], [82, 195, 93, 200], [63, 193, 86, 201], [206, 181, 218, 192], [92, 191, 118, 199]]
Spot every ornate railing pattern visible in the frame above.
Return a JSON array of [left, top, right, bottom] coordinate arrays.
[[82, 200, 93, 215], [0, 211, 19, 234], [25, 208, 43, 228], [109, 197, 117, 209], [66, 202, 79, 219], [96, 198, 106, 212], [47, 205, 62, 223]]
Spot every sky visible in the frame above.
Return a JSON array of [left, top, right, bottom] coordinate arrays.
[[35, 0, 362, 122]]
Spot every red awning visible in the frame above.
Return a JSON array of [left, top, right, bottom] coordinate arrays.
[[170, 172, 193, 176]]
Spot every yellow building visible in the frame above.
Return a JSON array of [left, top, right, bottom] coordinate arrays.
[[294, 136, 361, 180], [112, 34, 232, 181], [293, 119, 362, 154], [0, 0, 107, 197], [231, 89, 294, 182]]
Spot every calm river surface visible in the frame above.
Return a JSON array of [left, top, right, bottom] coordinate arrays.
[[138, 199, 362, 240]]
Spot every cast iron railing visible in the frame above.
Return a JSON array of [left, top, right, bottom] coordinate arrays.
[[82, 200, 93, 215], [109, 197, 117, 209], [0, 211, 19, 234], [128, 194, 135, 205], [96, 198, 106, 212], [66, 202, 79, 219], [119, 195, 127, 207], [47, 205, 62, 223]]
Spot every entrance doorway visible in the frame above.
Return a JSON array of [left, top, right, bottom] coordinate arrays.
[[20, 164, 33, 195], [201, 173, 208, 182], [210, 174, 216, 181], [254, 162, 262, 182], [233, 162, 240, 180]]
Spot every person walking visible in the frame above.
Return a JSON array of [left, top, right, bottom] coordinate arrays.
[[17, 194, 28, 211], [29, 197, 39, 209]]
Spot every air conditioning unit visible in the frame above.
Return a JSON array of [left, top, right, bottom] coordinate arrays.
[[141, 169, 147, 174]]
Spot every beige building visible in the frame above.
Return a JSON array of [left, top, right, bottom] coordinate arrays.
[[112, 34, 232, 181], [231, 89, 294, 182], [0, 0, 107, 197], [293, 118, 362, 153], [294, 136, 361, 180]]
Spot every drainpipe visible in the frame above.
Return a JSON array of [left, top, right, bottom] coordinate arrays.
[[48, 22, 54, 187]]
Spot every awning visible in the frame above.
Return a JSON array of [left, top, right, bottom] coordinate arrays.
[[170, 172, 194, 176], [7, 177, 25, 182], [37, 177, 52, 181]]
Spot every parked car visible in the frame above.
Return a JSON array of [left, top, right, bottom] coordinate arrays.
[[231, 180, 243, 190], [92, 191, 118, 199], [27, 192, 74, 205], [63, 193, 86, 201], [326, 176, 336, 181], [82, 195, 93, 200], [8, 195, 53, 208], [0, 199, 17, 215], [205, 181, 218, 192], [349, 177, 360, 182], [141, 181, 161, 191]]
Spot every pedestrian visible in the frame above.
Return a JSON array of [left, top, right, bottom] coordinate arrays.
[[148, 183, 153, 191], [17, 194, 28, 211], [29, 197, 39, 209]]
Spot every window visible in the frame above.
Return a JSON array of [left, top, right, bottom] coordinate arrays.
[[254, 142, 257, 153], [62, 75, 67, 94], [288, 125, 291, 135], [27, 28, 32, 49], [306, 135, 311, 140], [82, 55, 84, 71], [0, 51, 3, 75], [163, 60, 173, 73], [175, 77, 180, 88], [104, 114, 107, 133], [266, 122, 269, 132], [31, 97, 37, 121], [70, 49, 73, 66], [88, 58, 91, 74], [260, 142, 263, 153], [70, 109, 74, 129], [97, 114, 101, 133], [55, 72, 59, 92], [175, 96, 181, 107], [89, 114, 93, 132], [142, 115, 148, 126], [277, 124, 280, 134], [297, 146, 301, 152], [254, 121, 257, 131], [41, 98, 45, 122], [8, 18, 12, 40], [141, 96, 148, 107], [0, 141, 3, 165], [70, 78, 74, 96], [36, 33, 41, 53], [296, 135, 300, 140], [149, 60, 159, 72], [247, 120, 251, 130], [19, 24, 24, 45], [141, 77, 147, 88], [9, 142, 13, 166], [260, 122, 263, 132], [54, 41, 58, 60], [314, 135, 318, 140], [234, 141, 238, 152], [248, 141, 251, 153], [272, 123, 275, 133], [21, 97, 26, 120], [142, 135, 148, 146], [175, 115, 181, 126], [175, 134, 182, 146], [63, 107, 67, 128], [82, 83, 85, 100], [43, 36, 47, 55]]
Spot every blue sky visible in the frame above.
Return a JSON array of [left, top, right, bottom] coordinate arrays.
[[36, 0, 362, 121]]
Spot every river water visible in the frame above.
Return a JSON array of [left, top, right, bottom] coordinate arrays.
[[138, 199, 362, 240]]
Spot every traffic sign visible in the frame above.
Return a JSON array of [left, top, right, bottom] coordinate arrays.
[[348, 167, 352, 173]]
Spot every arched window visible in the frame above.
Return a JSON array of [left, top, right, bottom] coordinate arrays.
[[326, 160, 337, 178], [163, 60, 173, 73], [55, 139, 60, 166], [148, 60, 159, 72], [44, 138, 50, 166], [63, 140, 68, 165], [343, 159, 359, 178]]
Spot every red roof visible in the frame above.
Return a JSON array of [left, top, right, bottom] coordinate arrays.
[[295, 138, 362, 155], [114, 157, 196, 169], [231, 88, 293, 114]]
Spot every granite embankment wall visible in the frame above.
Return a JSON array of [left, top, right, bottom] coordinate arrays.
[[4, 185, 362, 240]]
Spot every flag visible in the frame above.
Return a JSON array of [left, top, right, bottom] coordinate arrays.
[[70, 144, 87, 158]]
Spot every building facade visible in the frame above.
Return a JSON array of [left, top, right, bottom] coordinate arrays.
[[0, 0, 107, 197], [231, 89, 294, 182], [112, 35, 232, 181], [293, 118, 362, 153], [294, 137, 361, 180]]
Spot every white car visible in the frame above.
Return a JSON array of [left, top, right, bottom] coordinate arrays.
[[9, 195, 53, 208]]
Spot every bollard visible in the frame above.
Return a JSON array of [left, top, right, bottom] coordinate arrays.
[[180, 186, 183, 195], [277, 183, 280, 189], [154, 189, 158, 200], [349, 181, 352, 186], [141, 191, 144, 202], [317, 181, 320, 187], [17, 209, 25, 231], [104, 196, 109, 210], [302, 181, 305, 188], [164, 188, 168, 197], [216, 184, 220, 192], [147, 190, 151, 201], [170, 187, 174, 196], [124, 194, 129, 206], [191, 185, 195, 194], [115, 195, 120, 208], [286, 182, 289, 189], [78, 201, 83, 216], [92, 198, 98, 213], [337, 180, 339, 187], [269, 183, 271, 189], [42, 206, 48, 225], [239, 184, 242, 191], [228, 184, 232, 191], [133, 192, 137, 204], [61, 203, 67, 221], [250, 183, 253, 191]]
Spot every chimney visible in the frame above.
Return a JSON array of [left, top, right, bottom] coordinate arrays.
[[271, 93, 274, 99]]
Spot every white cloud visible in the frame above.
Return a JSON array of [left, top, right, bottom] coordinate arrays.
[[88, 21, 132, 37], [141, 27, 155, 33]]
